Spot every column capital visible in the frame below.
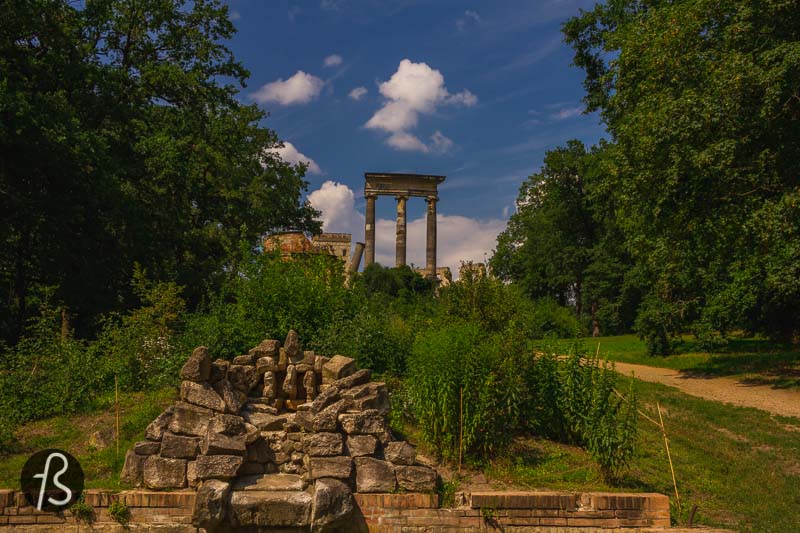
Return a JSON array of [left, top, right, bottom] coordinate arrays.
[[395, 194, 409, 202], [365, 192, 378, 200], [426, 195, 439, 204]]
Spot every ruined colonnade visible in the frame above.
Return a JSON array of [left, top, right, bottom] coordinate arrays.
[[362, 173, 444, 277]]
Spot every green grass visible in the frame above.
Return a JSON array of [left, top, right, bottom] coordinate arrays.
[[484, 376, 800, 533], [0, 388, 176, 489], [550, 334, 800, 388]]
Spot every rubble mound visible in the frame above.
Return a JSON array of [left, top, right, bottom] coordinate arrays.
[[121, 331, 438, 531]]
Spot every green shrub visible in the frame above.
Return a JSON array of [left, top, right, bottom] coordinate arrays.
[[311, 298, 417, 375], [181, 250, 360, 359], [406, 322, 533, 460], [70, 494, 96, 524], [0, 294, 106, 424], [634, 294, 680, 355], [536, 344, 638, 481], [92, 265, 187, 391], [108, 499, 130, 525], [437, 269, 580, 339], [406, 324, 638, 480]]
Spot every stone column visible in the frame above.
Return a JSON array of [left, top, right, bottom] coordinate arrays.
[[364, 194, 376, 267], [395, 195, 408, 267], [347, 242, 365, 274], [425, 195, 438, 278]]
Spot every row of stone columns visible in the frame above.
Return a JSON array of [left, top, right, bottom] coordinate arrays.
[[364, 194, 437, 277]]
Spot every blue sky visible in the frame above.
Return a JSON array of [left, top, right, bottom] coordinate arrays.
[[226, 0, 607, 272]]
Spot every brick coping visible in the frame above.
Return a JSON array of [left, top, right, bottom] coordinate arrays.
[[0, 489, 671, 530]]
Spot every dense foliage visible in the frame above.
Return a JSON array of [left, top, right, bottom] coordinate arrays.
[[495, 0, 800, 353], [405, 324, 637, 480], [0, 0, 320, 345]]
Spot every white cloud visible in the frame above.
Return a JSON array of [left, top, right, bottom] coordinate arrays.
[[386, 132, 428, 152], [323, 54, 343, 68], [308, 181, 362, 232], [348, 86, 368, 101], [273, 142, 322, 174], [365, 59, 476, 153], [252, 71, 324, 106], [550, 106, 583, 120], [308, 181, 503, 275]]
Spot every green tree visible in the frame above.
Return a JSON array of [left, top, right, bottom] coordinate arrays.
[[563, 0, 800, 348], [491, 141, 634, 335], [0, 0, 320, 345]]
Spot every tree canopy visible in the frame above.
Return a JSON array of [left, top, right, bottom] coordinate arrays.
[[495, 0, 800, 351], [0, 0, 320, 344]]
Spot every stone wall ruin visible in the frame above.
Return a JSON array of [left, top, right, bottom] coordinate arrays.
[[120, 330, 437, 531]]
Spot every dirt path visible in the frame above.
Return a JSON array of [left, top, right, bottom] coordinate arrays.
[[614, 361, 800, 419]]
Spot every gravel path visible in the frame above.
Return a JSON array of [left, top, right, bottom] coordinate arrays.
[[614, 361, 800, 419]]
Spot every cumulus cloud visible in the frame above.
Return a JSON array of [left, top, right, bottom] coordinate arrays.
[[323, 54, 343, 67], [365, 59, 476, 153], [348, 86, 368, 101], [308, 181, 362, 232], [308, 181, 503, 275], [273, 142, 322, 174], [252, 71, 324, 106]]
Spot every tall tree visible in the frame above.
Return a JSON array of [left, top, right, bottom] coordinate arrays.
[[0, 0, 320, 343], [491, 140, 634, 335], [563, 0, 800, 350]]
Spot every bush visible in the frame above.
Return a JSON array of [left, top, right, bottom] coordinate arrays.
[[406, 322, 534, 460], [108, 500, 130, 525], [0, 293, 106, 424], [634, 294, 680, 355], [311, 299, 415, 375], [405, 324, 638, 480], [181, 250, 360, 359], [92, 265, 187, 391], [437, 269, 580, 340]]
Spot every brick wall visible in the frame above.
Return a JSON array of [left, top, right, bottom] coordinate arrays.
[[0, 489, 670, 531], [0, 489, 195, 531], [354, 491, 671, 532]]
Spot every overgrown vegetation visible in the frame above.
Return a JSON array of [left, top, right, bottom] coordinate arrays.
[[405, 326, 636, 480]]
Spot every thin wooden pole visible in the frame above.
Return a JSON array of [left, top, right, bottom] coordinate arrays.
[[115, 375, 120, 465], [657, 402, 681, 520], [459, 387, 464, 473]]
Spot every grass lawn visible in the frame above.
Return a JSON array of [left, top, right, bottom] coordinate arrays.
[[0, 388, 176, 489], [483, 376, 800, 533], [551, 334, 800, 389]]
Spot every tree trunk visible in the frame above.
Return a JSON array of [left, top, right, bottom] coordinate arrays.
[[591, 301, 600, 337]]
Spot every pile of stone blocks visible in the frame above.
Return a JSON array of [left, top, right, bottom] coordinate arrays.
[[121, 330, 438, 531]]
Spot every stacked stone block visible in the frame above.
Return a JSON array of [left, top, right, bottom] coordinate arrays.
[[121, 330, 438, 531]]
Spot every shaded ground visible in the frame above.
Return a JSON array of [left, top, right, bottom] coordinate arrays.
[[614, 361, 800, 419]]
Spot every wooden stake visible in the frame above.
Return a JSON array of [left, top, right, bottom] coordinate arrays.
[[459, 387, 464, 473], [115, 375, 120, 466], [657, 402, 682, 520]]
